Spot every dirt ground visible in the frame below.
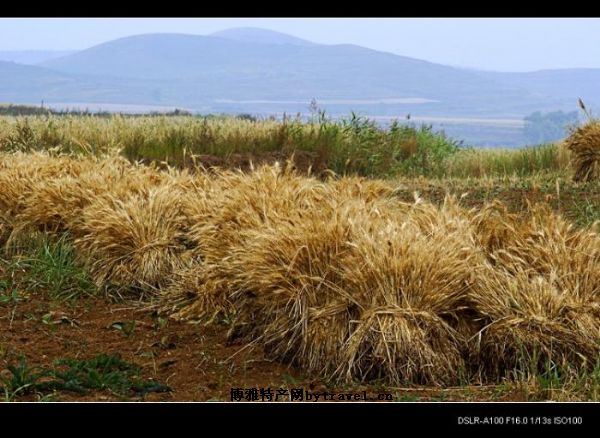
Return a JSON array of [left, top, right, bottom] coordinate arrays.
[[0, 290, 522, 402]]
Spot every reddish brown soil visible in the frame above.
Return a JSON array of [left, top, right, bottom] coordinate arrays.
[[0, 291, 517, 402], [0, 292, 297, 401]]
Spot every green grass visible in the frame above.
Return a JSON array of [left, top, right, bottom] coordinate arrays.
[[0, 354, 171, 401], [2, 234, 96, 302], [0, 358, 47, 401], [570, 197, 600, 228], [0, 279, 20, 305], [51, 354, 171, 396], [0, 114, 464, 178], [492, 347, 600, 401], [0, 113, 575, 180], [23, 235, 96, 301], [443, 143, 570, 179]]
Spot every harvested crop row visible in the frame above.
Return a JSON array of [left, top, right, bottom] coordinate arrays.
[[565, 120, 600, 182], [1, 151, 599, 386]]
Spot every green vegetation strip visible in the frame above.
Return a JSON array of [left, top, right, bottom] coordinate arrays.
[[1, 354, 171, 401], [2, 234, 97, 302]]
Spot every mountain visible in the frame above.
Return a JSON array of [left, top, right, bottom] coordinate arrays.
[[0, 61, 77, 102], [38, 31, 546, 116], [210, 27, 315, 46], [0, 50, 77, 65], [0, 27, 592, 144], [479, 68, 600, 108], [0, 61, 160, 105], [41, 33, 270, 79]]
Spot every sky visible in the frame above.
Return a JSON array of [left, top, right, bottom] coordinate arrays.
[[1, 18, 599, 72]]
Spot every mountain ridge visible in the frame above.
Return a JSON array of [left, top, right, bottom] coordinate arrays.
[[0, 28, 590, 124], [0, 50, 77, 65], [210, 27, 315, 46]]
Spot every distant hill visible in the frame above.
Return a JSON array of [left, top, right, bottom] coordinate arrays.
[[41, 33, 271, 79], [0, 61, 76, 102], [0, 50, 77, 65], [0, 61, 158, 105], [479, 68, 600, 109], [210, 27, 315, 46], [38, 31, 545, 116]]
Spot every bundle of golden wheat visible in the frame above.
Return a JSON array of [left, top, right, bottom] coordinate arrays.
[[480, 204, 600, 300], [13, 156, 132, 237], [325, 176, 395, 203], [564, 120, 600, 182], [0, 152, 86, 245], [74, 183, 195, 294], [338, 213, 481, 384], [467, 203, 600, 378], [169, 164, 329, 317], [468, 267, 600, 378], [210, 193, 479, 384], [470, 200, 521, 255], [222, 201, 362, 371]]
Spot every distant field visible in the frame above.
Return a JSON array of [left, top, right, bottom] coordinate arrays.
[[17, 101, 534, 147], [373, 115, 525, 127], [215, 97, 440, 104], [0, 113, 568, 177], [22, 102, 189, 114], [374, 115, 528, 148]]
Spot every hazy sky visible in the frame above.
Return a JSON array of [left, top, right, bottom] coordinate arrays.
[[1, 18, 599, 72]]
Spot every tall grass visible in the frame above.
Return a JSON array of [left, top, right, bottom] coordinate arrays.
[[1, 231, 96, 302], [0, 114, 572, 179], [9, 233, 97, 301], [443, 144, 570, 179], [0, 114, 464, 177]]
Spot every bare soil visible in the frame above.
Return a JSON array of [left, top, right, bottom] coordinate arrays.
[[0, 291, 519, 402]]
